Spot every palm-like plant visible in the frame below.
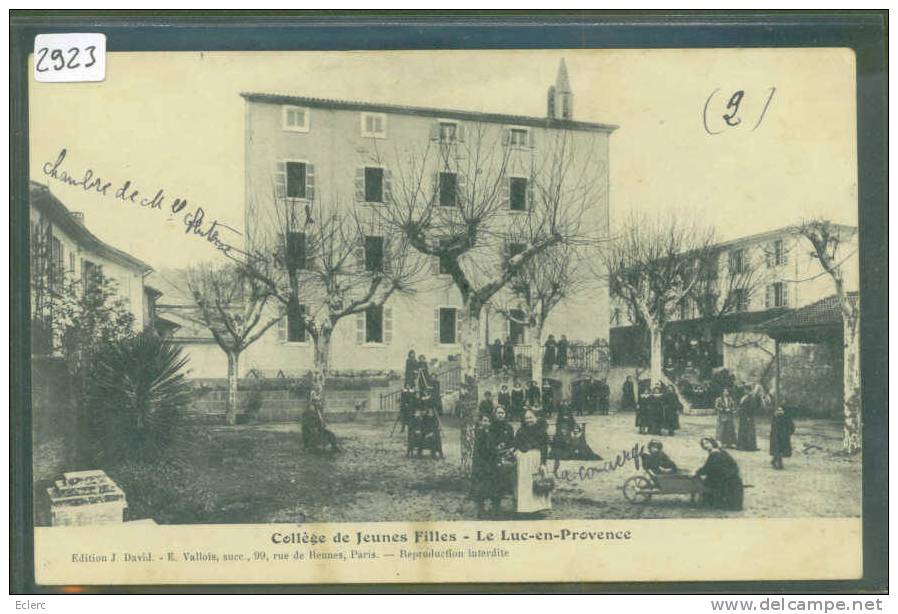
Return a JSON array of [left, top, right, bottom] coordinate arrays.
[[86, 330, 192, 464]]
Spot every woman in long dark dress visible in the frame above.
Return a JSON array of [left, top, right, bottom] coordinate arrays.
[[695, 437, 744, 510], [497, 385, 511, 414], [514, 409, 551, 514], [714, 388, 738, 448], [417, 354, 431, 389], [622, 376, 637, 412], [490, 338, 503, 374], [510, 381, 525, 420], [542, 335, 557, 372], [526, 380, 542, 410], [736, 384, 765, 451], [404, 350, 418, 388], [487, 406, 516, 513], [769, 406, 795, 470], [471, 414, 495, 518], [556, 335, 569, 368], [502, 337, 516, 372], [660, 384, 681, 435]]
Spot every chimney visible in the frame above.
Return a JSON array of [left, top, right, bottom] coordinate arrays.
[[554, 58, 573, 120], [70, 211, 85, 224]]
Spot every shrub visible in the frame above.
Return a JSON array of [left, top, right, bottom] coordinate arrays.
[[85, 330, 192, 464]]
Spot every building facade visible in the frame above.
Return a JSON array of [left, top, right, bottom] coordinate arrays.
[[610, 223, 859, 393], [192, 61, 615, 380], [29, 181, 156, 353]]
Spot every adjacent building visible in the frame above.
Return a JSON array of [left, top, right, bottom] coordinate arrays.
[[29, 181, 158, 353]]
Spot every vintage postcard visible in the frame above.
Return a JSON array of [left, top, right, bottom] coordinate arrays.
[[25, 47, 867, 586]]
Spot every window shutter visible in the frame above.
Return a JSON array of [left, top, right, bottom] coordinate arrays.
[[765, 284, 772, 309], [354, 238, 366, 269], [354, 167, 365, 202], [782, 283, 790, 307], [527, 178, 536, 211], [782, 242, 790, 266], [278, 309, 287, 343], [304, 234, 315, 271], [457, 123, 466, 142], [528, 129, 536, 149], [383, 168, 393, 203], [500, 176, 510, 210], [305, 164, 316, 201], [430, 122, 440, 141], [456, 173, 466, 206], [765, 243, 773, 268], [383, 239, 393, 276], [502, 128, 511, 146], [356, 312, 365, 345], [434, 308, 441, 344], [384, 307, 393, 345], [274, 161, 287, 199]]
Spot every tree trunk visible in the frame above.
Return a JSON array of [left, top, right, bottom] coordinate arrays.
[[311, 329, 332, 419], [842, 315, 861, 454], [457, 305, 481, 473], [225, 351, 240, 426], [531, 323, 545, 389], [649, 325, 663, 385]]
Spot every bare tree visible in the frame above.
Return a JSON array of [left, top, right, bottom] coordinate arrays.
[[242, 191, 425, 413], [605, 213, 716, 385], [493, 242, 589, 386], [185, 263, 282, 425], [791, 219, 860, 454], [371, 123, 607, 468]]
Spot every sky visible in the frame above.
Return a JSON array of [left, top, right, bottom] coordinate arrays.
[[28, 48, 858, 271]]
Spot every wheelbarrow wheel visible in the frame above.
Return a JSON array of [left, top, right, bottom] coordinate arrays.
[[623, 475, 653, 503]]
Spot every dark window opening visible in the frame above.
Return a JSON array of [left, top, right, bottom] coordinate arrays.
[[286, 161, 307, 199], [509, 309, 526, 345], [365, 235, 385, 272], [439, 308, 458, 344], [439, 172, 458, 207], [364, 167, 384, 202], [365, 305, 384, 343], [439, 122, 458, 143], [286, 231, 307, 271], [509, 177, 528, 211], [287, 301, 307, 342], [729, 249, 745, 274], [733, 288, 748, 312]]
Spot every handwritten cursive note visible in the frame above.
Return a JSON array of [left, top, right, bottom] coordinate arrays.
[[703, 87, 776, 135], [41, 148, 248, 260]]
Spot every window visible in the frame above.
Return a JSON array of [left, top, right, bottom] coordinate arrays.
[[768, 282, 789, 308], [365, 305, 384, 344], [286, 231, 307, 270], [364, 167, 384, 203], [287, 301, 307, 343], [733, 288, 749, 312], [437, 238, 452, 275], [286, 162, 307, 199], [439, 172, 458, 207], [438, 121, 458, 143], [361, 112, 387, 138], [82, 260, 101, 292], [68, 252, 75, 274], [365, 235, 385, 273], [509, 177, 528, 211], [439, 308, 458, 344], [509, 128, 529, 147], [282, 106, 309, 132], [773, 239, 786, 266], [49, 236, 64, 291], [729, 249, 745, 274]]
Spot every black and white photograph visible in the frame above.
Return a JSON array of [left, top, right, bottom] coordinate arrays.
[[13, 22, 886, 589]]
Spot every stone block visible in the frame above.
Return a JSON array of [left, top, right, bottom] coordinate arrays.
[[46, 470, 127, 526]]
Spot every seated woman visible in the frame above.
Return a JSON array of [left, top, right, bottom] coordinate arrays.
[[695, 437, 744, 510], [513, 409, 552, 516], [640, 439, 678, 476]]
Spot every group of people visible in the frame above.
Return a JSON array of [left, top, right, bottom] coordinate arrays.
[[471, 407, 553, 518], [571, 376, 611, 416], [486, 334, 573, 375], [714, 383, 795, 469], [479, 380, 549, 422], [399, 350, 445, 459], [634, 381, 682, 436]]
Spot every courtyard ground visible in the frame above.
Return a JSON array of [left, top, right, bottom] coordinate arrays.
[[106, 410, 861, 525]]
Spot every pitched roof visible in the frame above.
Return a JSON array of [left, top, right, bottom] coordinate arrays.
[[29, 181, 152, 274], [760, 293, 859, 333], [240, 92, 617, 134]]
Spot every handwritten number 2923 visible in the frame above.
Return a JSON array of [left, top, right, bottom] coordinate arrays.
[[35, 45, 97, 72]]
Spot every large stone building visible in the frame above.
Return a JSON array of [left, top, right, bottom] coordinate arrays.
[[172, 61, 615, 380]]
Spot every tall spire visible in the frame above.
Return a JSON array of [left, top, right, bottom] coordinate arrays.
[[555, 57, 571, 93]]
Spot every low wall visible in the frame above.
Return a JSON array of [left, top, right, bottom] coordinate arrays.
[[187, 374, 401, 422]]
